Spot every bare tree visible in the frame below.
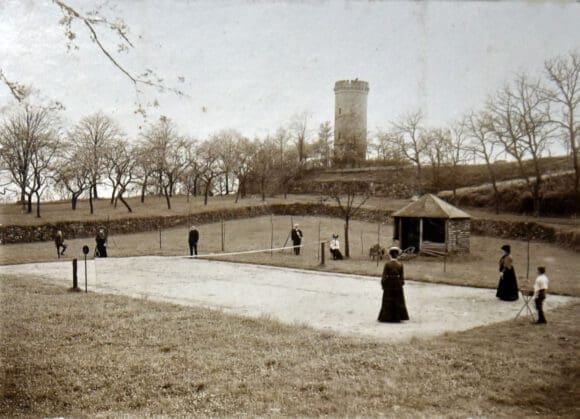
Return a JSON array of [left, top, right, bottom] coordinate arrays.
[[391, 110, 430, 195], [488, 74, 554, 215], [318, 180, 371, 258], [197, 137, 222, 205], [53, 142, 91, 210], [313, 121, 333, 168], [232, 136, 256, 203], [446, 119, 470, 202], [424, 127, 452, 191], [141, 117, 189, 209], [104, 138, 136, 212], [290, 111, 311, 163], [465, 111, 503, 213], [71, 112, 121, 213], [0, 105, 58, 212], [213, 129, 243, 195], [250, 137, 277, 202], [544, 51, 580, 196]]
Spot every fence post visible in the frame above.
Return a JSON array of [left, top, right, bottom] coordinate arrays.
[[70, 259, 80, 292], [320, 242, 325, 266]]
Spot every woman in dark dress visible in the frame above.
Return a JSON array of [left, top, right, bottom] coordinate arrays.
[[378, 247, 409, 323], [496, 244, 519, 301], [95, 227, 108, 258]]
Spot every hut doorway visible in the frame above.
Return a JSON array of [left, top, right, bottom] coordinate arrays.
[[401, 218, 420, 251]]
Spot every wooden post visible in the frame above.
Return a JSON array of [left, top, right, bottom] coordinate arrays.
[[221, 220, 225, 252], [158, 227, 162, 249], [526, 237, 530, 280], [71, 259, 80, 292], [320, 242, 325, 266], [318, 221, 321, 260], [270, 215, 274, 257], [361, 231, 364, 256]]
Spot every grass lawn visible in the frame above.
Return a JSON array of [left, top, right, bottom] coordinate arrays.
[[1, 275, 578, 417]]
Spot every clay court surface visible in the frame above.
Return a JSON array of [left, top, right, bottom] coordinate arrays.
[[2, 256, 575, 341]]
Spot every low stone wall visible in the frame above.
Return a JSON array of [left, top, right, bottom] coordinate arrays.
[[0, 203, 392, 245], [471, 219, 580, 252]]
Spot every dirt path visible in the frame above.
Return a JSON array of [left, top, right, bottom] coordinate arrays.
[[2, 256, 575, 342]]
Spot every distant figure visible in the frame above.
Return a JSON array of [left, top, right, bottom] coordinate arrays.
[[54, 230, 67, 258], [496, 244, 519, 301], [533, 266, 549, 324], [329, 234, 343, 260], [291, 224, 303, 255], [188, 225, 199, 256], [95, 227, 108, 258], [378, 247, 409, 323]]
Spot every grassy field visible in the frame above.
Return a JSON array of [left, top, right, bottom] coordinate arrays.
[[1, 275, 578, 417], [1, 195, 579, 416]]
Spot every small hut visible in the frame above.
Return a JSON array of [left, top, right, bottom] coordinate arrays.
[[392, 194, 471, 254]]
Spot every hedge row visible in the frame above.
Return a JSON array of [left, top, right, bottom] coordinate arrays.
[[1, 203, 577, 251]]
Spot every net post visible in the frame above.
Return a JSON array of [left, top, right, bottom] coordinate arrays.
[[320, 242, 325, 266]]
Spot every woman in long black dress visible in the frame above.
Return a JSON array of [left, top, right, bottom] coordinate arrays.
[[496, 244, 519, 301], [378, 247, 409, 323]]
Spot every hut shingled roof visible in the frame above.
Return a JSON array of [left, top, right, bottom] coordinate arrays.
[[392, 194, 470, 219]]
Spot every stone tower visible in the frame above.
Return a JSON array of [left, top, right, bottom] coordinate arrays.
[[333, 79, 369, 166]]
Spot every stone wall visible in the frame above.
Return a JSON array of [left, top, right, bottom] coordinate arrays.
[[0, 203, 392, 245], [447, 219, 471, 253]]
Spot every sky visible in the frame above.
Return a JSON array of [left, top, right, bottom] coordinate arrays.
[[1, 0, 579, 144]]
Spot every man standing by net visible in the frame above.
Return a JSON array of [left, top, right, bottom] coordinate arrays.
[[291, 224, 303, 256], [188, 225, 199, 256]]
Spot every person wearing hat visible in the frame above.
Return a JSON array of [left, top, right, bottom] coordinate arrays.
[[291, 223, 303, 255], [54, 229, 67, 258], [329, 233, 343, 260], [188, 225, 199, 256], [496, 244, 519, 301], [378, 246, 409, 323], [95, 227, 108, 258]]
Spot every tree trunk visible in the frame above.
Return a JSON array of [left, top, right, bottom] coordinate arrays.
[[89, 188, 94, 215], [35, 192, 41, 218], [225, 172, 229, 195], [27, 193, 33, 213], [344, 218, 350, 258], [71, 194, 79, 210], [204, 182, 210, 205], [416, 163, 423, 195], [140, 175, 148, 203], [117, 190, 132, 213], [163, 186, 172, 210], [93, 184, 98, 199], [110, 185, 117, 205]]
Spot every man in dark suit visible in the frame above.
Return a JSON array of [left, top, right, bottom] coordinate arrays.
[[291, 224, 303, 255], [188, 225, 199, 256]]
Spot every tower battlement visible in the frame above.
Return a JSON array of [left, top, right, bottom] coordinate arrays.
[[334, 79, 369, 92]]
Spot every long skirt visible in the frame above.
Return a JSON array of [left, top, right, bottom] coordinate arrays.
[[496, 270, 519, 301], [378, 288, 409, 322]]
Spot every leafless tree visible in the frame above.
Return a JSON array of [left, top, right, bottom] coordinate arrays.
[[232, 136, 257, 203], [290, 111, 311, 163], [0, 105, 59, 212], [544, 51, 580, 196], [318, 180, 371, 258], [446, 119, 470, 202], [250, 137, 277, 202], [465, 110, 503, 213], [53, 142, 91, 210], [197, 137, 222, 205], [71, 112, 121, 213], [391, 110, 430, 195], [424, 127, 452, 190], [313, 121, 333, 168], [487, 74, 554, 215], [141, 117, 190, 209], [104, 138, 136, 212], [213, 129, 243, 195]]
